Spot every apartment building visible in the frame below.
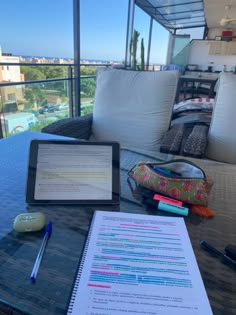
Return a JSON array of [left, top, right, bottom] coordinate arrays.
[[0, 46, 24, 110]]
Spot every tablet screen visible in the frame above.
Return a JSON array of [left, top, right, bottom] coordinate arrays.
[[26, 140, 120, 205]]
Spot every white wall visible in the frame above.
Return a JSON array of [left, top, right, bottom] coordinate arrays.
[[0, 55, 21, 82], [188, 40, 236, 72], [208, 28, 236, 39]]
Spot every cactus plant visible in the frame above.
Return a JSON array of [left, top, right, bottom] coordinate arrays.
[[140, 38, 145, 70], [130, 29, 140, 70], [130, 30, 146, 70]]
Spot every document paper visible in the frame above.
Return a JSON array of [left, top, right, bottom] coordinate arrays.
[[67, 211, 213, 315]]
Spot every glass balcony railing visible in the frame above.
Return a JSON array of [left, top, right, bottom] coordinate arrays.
[[80, 74, 96, 116], [1, 62, 166, 138], [0, 63, 103, 138], [0, 63, 73, 138]]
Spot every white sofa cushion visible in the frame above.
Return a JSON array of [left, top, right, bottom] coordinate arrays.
[[91, 68, 178, 151], [206, 73, 236, 163]]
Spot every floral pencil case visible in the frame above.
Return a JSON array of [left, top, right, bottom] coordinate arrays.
[[127, 159, 214, 206]]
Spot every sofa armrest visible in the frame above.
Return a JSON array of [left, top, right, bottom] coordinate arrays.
[[41, 114, 93, 140]]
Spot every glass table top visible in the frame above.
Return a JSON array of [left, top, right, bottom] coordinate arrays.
[[0, 131, 235, 315]]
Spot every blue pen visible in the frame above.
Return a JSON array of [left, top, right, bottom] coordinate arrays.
[[30, 222, 52, 282], [152, 166, 181, 177]]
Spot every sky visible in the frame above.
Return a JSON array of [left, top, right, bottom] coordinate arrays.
[[0, 0, 173, 64]]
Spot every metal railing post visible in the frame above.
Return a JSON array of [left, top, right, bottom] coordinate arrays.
[[146, 17, 153, 70], [0, 117, 3, 139], [125, 0, 135, 68], [68, 65, 73, 118], [73, 0, 81, 117]]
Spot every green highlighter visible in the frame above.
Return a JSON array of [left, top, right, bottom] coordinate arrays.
[[157, 201, 189, 216]]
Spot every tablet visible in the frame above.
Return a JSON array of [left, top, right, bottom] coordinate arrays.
[[26, 139, 120, 205]]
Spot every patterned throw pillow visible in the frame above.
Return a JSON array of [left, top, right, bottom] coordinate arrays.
[[173, 98, 215, 114]]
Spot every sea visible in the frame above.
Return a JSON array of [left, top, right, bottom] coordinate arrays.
[[14, 55, 120, 64]]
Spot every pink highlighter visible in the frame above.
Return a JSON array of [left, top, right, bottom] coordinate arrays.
[[153, 193, 183, 206]]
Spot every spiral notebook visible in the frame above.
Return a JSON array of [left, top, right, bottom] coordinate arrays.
[[67, 211, 212, 315]]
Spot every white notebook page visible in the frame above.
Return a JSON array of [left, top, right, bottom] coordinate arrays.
[[67, 211, 212, 315]]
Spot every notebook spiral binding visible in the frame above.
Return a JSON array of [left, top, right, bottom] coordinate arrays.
[[67, 217, 95, 314]]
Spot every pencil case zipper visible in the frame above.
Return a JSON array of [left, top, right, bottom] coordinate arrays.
[[130, 159, 206, 180]]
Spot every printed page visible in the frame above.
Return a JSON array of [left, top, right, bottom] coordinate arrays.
[[68, 211, 213, 315]]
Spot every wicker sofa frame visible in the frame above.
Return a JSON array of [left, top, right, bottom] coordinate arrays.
[[41, 113, 209, 159]]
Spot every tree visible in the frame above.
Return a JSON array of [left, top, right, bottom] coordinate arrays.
[[21, 66, 46, 81], [21, 65, 97, 108], [0, 99, 3, 113], [80, 67, 96, 75], [80, 78, 96, 97], [81, 105, 93, 116], [24, 86, 46, 109], [42, 66, 66, 79]]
